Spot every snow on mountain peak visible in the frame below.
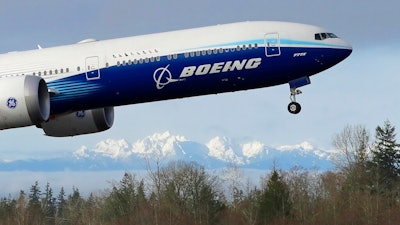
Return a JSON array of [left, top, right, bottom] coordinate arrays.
[[73, 139, 130, 160], [2, 131, 337, 171], [242, 141, 265, 158], [92, 139, 130, 159], [73, 146, 89, 159], [206, 136, 244, 164], [277, 141, 314, 152], [68, 132, 335, 170], [131, 131, 187, 158]]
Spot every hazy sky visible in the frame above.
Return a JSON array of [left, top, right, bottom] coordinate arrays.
[[0, 0, 399, 160]]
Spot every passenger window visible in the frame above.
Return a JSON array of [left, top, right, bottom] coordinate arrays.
[[55, 69, 58, 74], [60, 69, 64, 73], [77, 66, 80, 71], [66, 68, 69, 73]]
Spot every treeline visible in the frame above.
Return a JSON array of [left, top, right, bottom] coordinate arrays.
[[1, 120, 400, 225]]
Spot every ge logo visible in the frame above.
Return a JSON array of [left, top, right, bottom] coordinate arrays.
[[75, 110, 85, 118], [7, 97, 17, 109]]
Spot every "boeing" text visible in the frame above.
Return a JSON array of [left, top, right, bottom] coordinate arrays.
[[179, 58, 262, 78]]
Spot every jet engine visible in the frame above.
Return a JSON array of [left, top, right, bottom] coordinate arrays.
[[40, 107, 114, 137], [0, 75, 50, 129]]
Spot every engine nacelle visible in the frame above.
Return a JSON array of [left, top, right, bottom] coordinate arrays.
[[0, 76, 50, 129], [41, 107, 114, 137]]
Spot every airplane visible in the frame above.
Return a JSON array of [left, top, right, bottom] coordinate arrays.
[[0, 21, 352, 137]]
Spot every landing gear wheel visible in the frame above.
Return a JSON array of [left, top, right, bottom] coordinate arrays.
[[288, 102, 301, 114]]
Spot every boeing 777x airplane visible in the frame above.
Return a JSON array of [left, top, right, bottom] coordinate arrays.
[[0, 21, 352, 137]]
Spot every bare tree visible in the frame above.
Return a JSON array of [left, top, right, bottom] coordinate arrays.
[[332, 124, 370, 173]]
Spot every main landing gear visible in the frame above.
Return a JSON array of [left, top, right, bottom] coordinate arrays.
[[287, 76, 311, 114]]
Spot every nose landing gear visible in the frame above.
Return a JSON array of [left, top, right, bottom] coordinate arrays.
[[288, 89, 302, 114], [287, 76, 310, 114]]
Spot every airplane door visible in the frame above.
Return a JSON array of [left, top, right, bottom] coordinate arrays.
[[264, 33, 281, 57], [86, 56, 100, 80]]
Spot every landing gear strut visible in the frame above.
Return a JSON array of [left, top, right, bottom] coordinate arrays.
[[287, 76, 311, 114], [288, 89, 302, 114]]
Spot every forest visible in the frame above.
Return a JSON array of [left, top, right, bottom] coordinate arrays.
[[1, 121, 400, 225]]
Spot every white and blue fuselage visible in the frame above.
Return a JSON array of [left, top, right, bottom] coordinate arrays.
[[0, 21, 352, 136]]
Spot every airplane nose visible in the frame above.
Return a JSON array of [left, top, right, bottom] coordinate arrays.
[[344, 39, 352, 49], [344, 41, 353, 57], [339, 39, 353, 58]]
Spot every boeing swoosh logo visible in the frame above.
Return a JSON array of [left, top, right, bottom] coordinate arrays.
[[153, 65, 184, 89]]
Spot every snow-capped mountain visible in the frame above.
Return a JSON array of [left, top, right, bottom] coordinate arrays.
[[0, 131, 336, 171]]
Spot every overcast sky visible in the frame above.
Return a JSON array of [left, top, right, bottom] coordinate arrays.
[[0, 0, 399, 160]]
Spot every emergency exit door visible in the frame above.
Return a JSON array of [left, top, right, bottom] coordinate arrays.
[[264, 33, 281, 57]]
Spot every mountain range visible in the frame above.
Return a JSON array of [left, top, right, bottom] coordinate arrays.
[[0, 131, 337, 171]]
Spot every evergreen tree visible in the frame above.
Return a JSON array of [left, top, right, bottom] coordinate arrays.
[[370, 120, 400, 192], [103, 172, 140, 223], [42, 182, 56, 224], [258, 169, 291, 224], [56, 187, 66, 220], [28, 181, 44, 224], [28, 181, 41, 207]]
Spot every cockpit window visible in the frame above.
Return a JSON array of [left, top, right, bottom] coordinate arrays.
[[327, 33, 338, 38], [315, 32, 339, 40]]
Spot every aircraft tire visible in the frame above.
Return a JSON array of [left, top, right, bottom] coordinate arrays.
[[288, 102, 301, 114]]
